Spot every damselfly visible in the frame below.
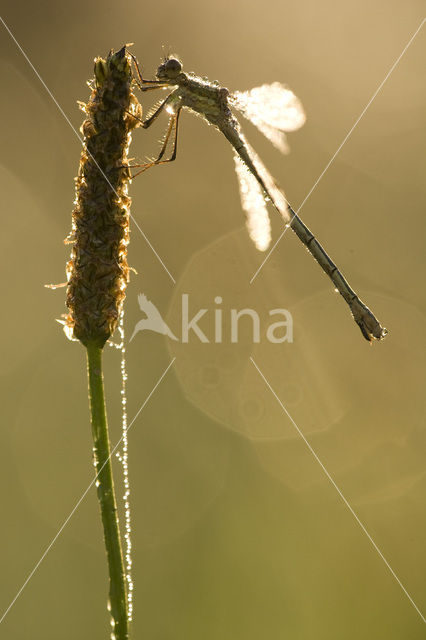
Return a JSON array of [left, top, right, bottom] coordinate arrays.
[[127, 54, 387, 342]]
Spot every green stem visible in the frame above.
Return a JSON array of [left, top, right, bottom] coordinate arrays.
[[86, 341, 129, 640]]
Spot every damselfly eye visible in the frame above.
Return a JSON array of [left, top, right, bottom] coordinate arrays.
[[164, 58, 182, 78]]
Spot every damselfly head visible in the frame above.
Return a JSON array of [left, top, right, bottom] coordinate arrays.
[[156, 57, 182, 81]]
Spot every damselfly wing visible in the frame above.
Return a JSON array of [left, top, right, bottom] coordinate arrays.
[[230, 82, 306, 153], [229, 83, 305, 251]]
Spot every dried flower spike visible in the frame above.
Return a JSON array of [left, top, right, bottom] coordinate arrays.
[[66, 46, 141, 347]]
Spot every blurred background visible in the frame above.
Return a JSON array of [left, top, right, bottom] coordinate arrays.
[[0, 1, 425, 638]]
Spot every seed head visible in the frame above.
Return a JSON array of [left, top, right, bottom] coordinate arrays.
[[65, 47, 142, 347]]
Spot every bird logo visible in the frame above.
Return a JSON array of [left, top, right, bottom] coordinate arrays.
[[129, 293, 178, 342]]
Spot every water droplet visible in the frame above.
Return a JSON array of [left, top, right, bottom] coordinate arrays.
[[117, 312, 133, 618]]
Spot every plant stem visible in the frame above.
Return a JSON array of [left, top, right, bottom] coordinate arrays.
[[86, 341, 129, 640]]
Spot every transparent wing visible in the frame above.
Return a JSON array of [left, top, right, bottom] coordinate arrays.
[[242, 137, 291, 224], [233, 152, 271, 251], [230, 83, 306, 154]]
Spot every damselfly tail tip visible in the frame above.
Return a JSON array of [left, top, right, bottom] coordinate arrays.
[[350, 298, 387, 343], [359, 321, 388, 343]]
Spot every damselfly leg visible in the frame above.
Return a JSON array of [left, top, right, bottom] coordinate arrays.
[[125, 107, 181, 177], [128, 51, 169, 91]]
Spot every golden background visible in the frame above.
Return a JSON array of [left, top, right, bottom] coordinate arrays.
[[0, 0, 425, 638]]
